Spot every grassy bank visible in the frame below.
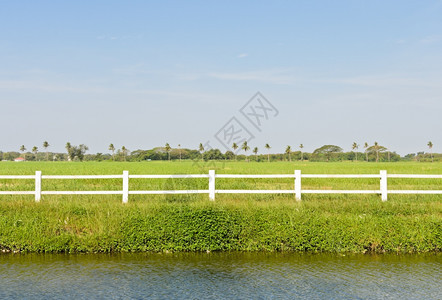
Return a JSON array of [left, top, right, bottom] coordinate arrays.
[[0, 161, 441, 253], [0, 196, 440, 253]]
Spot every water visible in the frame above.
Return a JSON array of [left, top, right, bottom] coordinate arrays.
[[0, 252, 440, 299]]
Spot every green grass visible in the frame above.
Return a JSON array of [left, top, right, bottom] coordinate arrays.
[[0, 161, 441, 253]]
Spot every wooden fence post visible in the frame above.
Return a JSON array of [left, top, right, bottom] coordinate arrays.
[[209, 170, 215, 201], [35, 171, 41, 202], [122, 170, 129, 204], [380, 170, 387, 201], [295, 170, 301, 201]]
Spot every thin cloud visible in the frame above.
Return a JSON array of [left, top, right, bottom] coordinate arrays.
[[237, 53, 248, 58], [420, 35, 441, 44], [321, 74, 442, 88], [0, 80, 107, 93], [208, 69, 298, 84]]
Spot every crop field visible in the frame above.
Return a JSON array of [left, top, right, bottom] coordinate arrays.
[[0, 161, 441, 253], [1, 161, 441, 197]]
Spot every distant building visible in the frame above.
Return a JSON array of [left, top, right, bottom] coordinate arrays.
[[14, 157, 25, 162]]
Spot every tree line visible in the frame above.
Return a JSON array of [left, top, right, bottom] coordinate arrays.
[[0, 141, 438, 162]]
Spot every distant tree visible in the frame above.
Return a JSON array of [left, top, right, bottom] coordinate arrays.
[[285, 145, 292, 162], [265, 143, 271, 162], [313, 145, 343, 162], [43, 141, 49, 161], [253, 147, 259, 161], [232, 143, 239, 161], [178, 144, 182, 162], [299, 144, 304, 161], [428, 141, 433, 163], [32, 146, 38, 160], [199, 143, 204, 161], [203, 149, 225, 161], [20, 145, 26, 158], [241, 141, 250, 161], [165, 143, 171, 161], [352, 142, 359, 161], [65, 142, 72, 161], [121, 146, 128, 161], [367, 142, 386, 163], [364, 142, 369, 162], [67, 144, 89, 161], [225, 151, 235, 160], [109, 144, 115, 161]]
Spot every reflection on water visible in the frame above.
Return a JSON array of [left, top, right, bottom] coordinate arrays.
[[0, 252, 440, 299]]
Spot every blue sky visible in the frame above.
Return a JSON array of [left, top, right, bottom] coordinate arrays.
[[0, 0, 441, 155]]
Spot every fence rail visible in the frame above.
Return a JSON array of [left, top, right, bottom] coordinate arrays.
[[0, 170, 441, 203]]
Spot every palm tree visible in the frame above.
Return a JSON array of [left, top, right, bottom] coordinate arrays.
[[374, 142, 380, 163], [199, 143, 204, 161], [32, 146, 38, 160], [299, 144, 304, 161], [178, 144, 182, 162], [241, 141, 250, 161], [109, 144, 115, 161], [43, 141, 49, 161], [265, 143, 271, 162], [364, 142, 369, 162], [352, 142, 359, 161], [366, 142, 387, 163], [428, 141, 433, 163], [165, 143, 171, 161], [232, 143, 239, 161], [253, 147, 259, 161], [121, 146, 128, 161], [65, 142, 72, 161], [285, 145, 292, 162], [20, 145, 26, 158]]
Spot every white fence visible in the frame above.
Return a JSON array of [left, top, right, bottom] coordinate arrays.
[[0, 170, 441, 203]]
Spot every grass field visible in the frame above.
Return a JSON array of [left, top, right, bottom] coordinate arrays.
[[0, 161, 441, 253]]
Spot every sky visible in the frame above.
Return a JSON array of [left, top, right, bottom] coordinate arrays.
[[0, 0, 441, 155]]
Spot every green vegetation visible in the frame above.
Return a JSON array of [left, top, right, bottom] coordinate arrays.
[[1, 141, 440, 162], [0, 161, 441, 253]]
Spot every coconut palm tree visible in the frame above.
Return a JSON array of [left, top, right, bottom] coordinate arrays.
[[352, 142, 359, 161], [241, 141, 250, 161], [285, 145, 292, 162], [428, 141, 433, 162], [32, 146, 38, 160], [65, 142, 72, 161], [121, 146, 128, 161], [265, 143, 271, 162], [253, 147, 259, 161], [374, 142, 380, 163], [364, 142, 369, 162], [43, 141, 49, 161], [232, 143, 239, 161], [108, 144, 115, 161], [198, 143, 204, 161], [20, 145, 26, 158], [165, 143, 171, 161], [368, 142, 387, 163], [299, 144, 304, 161]]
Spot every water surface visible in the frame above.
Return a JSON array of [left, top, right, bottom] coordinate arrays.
[[0, 252, 440, 299]]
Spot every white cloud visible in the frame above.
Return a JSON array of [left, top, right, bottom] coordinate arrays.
[[237, 53, 248, 58]]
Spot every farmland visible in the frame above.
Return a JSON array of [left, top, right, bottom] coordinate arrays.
[[0, 161, 441, 253]]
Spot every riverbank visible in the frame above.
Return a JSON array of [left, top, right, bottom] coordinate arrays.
[[1, 195, 440, 253]]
